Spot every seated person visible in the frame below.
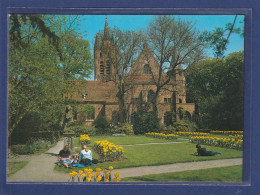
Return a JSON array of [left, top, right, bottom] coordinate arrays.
[[71, 154, 79, 164], [79, 145, 98, 165], [58, 145, 72, 168], [196, 143, 221, 156]]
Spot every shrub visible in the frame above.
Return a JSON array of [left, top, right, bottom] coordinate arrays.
[[68, 122, 98, 136], [111, 123, 134, 135], [11, 139, 51, 154], [164, 125, 177, 133], [92, 117, 111, 134], [132, 112, 160, 134], [173, 120, 198, 132], [30, 131, 57, 143]]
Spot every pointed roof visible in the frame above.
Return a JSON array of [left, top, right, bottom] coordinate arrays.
[[104, 17, 110, 40], [94, 35, 100, 49]]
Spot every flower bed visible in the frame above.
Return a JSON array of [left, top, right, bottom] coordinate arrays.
[[174, 132, 210, 137], [210, 131, 243, 136], [189, 136, 243, 150], [80, 134, 91, 145], [68, 166, 121, 182], [93, 140, 124, 162], [145, 132, 178, 140]]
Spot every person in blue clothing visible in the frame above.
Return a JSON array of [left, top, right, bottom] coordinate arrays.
[[58, 145, 72, 168], [79, 144, 99, 165], [196, 143, 221, 156]]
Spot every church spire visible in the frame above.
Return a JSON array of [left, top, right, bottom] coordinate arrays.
[[94, 34, 100, 50], [104, 16, 110, 39]]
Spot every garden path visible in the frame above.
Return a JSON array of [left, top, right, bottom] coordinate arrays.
[[7, 140, 242, 182]]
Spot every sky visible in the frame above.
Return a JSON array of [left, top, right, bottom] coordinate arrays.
[[79, 15, 244, 79]]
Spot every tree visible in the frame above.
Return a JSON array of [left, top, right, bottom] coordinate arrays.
[[144, 15, 206, 118], [185, 51, 244, 130], [8, 15, 93, 140], [200, 15, 243, 58]]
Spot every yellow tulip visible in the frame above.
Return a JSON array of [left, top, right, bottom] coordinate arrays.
[[69, 172, 74, 177], [96, 171, 100, 176], [104, 179, 109, 182], [79, 170, 83, 175], [86, 177, 91, 182], [114, 172, 119, 178], [105, 173, 110, 179], [109, 166, 114, 170], [96, 176, 102, 182], [81, 174, 85, 178], [84, 168, 88, 173]]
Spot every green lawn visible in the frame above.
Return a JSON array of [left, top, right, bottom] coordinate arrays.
[[74, 135, 186, 148], [121, 165, 242, 182], [55, 141, 242, 173], [8, 161, 29, 177]]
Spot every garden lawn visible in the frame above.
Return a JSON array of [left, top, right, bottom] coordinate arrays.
[[121, 165, 242, 182], [55, 142, 242, 173], [8, 161, 29, 177], [75, 135, 186, 147]]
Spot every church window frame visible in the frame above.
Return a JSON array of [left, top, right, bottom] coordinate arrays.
[[100, 61, 104, 74], [143, 64, 152, 74]]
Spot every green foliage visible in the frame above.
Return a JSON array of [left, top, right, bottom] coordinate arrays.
[[200, 15, 243, 58], [92, 117, 111, 134], [186, 51, 244, 130], [164, 125, 177, 133], [68, 122, 97, 136], [30, 131, 59, 144], [111, 123, 134, 135], [11, 139, 51, 154], [75, 104, 95, 121], [132, 112, 160, 134], [173, 120, 198, 132], [8, 15, 93, 142]]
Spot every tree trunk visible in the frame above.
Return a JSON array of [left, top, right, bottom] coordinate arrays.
[[8, 112, 26, 138]]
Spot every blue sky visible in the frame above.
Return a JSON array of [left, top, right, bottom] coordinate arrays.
[[81, 15, 244, 56], [79, 15, 244, 79]]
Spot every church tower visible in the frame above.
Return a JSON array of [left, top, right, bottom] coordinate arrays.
[[94, 17, 116, 82]]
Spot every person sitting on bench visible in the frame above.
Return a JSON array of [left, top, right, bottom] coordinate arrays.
[[196, 143, 221, 156]]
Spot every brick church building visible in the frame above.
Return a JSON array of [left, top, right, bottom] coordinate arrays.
[[73, 18, 195, 127]]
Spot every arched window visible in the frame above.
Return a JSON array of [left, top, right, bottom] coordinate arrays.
[[179, 99, 182, 103], [100, 61, 104, 74], [106, 60, 110, 75], [143, 64, 152, 74], [185, 111, 191, 120], [179, 70, 183, 76], [147, 90, 155, 103]]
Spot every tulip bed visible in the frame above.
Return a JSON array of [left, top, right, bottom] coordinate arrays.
[[68, 166, 121, 182], [189, 136, 243, 150], [93, 140, 124, 162], [210, 131, 243, 136], [80, 134, 91, 145], [145, 131, 243, 150], [145, 132, 178, 140]]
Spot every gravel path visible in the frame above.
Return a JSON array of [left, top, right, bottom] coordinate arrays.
[[8, 140, 69, 182], [114, 158, 242, 178], [7, 141, 242, 182]]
